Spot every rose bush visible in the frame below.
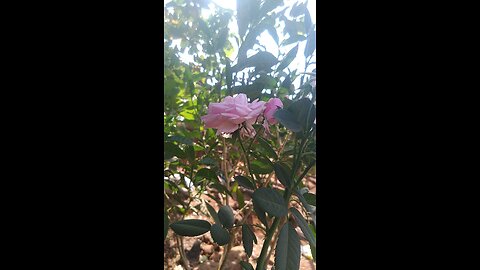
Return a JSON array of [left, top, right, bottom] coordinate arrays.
[[164, 0, 316, 269]]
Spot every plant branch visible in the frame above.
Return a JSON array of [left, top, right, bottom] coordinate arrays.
[[238, 135, 255, 181]]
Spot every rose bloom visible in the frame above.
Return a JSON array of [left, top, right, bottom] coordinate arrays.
[[201, 94, 265, 137], [262, 98, 283, 134]]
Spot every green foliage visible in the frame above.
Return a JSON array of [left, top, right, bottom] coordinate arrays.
[[240, 261, 255, 270], [242, 224, 257, 257], [164, 0, 316, 268], [290, 207, 316, 248], [235, 175, 256, 190], [275, 222, 301, 270], [253, 188, 288, 217], [210, 223, 230, 245], [218, 205, 235, 229], [169, 219, 211, 236]]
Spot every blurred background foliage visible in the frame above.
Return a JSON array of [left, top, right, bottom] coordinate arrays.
[[164, 0, 316, 224]]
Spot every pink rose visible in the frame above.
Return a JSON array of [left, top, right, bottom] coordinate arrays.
[[264, 98, 283, 124], [262, 98, 283, 134], [201, 94, 265, 137]]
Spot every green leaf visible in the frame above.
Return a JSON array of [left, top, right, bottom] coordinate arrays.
[[180, 109, 195, 121], [210, 223, 230, 246], [231, 51, 278, 72], [164, 212, 169, 240], [234, 175, 256, 190], [303, 193, 316, 206], [237, 21, 268, 60], [236, 185, 245, 209], [252, 188, 288, 217], [309, 224, 316, 262], [274, 109, 302, 132], [274, 162, 291, 188], [287, 98, 316, 132], [254, 74, 278, 89], [304, 29, 316, 58], [206, 202, 221, 224], [196, 168, 218, 182], [239, 261, 254, 270], [257, 137, 278, 160], [164, 142, 186, 159], [242, 224, 256, 257], [205, 193, 223, 206], [254, 202, 268, 228], [170, 219, 211, 237], [277, 44, 299, 71], [290, 208, 316, 248], [233, 83, 264, 100], [275, 222, 300, 270], [185, 145, 195, 162], [214, 27, 229, 52], [166, 135, 193, 145], [211, 183, 233, 197], [250, 159, 274, 174], [218, 205, 235, 229], [199, 157, 218, 167]]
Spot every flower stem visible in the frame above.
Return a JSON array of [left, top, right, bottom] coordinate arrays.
[[238, 136, 255, 181], [255, 217, 281, 270]]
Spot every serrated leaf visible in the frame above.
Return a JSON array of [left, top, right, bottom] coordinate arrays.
[[210, 223, 230, 246], [277, 44, 298, 71], [274, 109, 302, 132], [242, 224, 256, 257], [252, 188, 288, 217], [234, 175, 256, 190], [170, 219, 211, 237], [275, 222, 300, 270], [218, 205, 235, 229], [240, 261, 254, 270], [164, 212, 169, 240], [206, 202, 221, 224], [290, 208, 316, 248], [274, 162, 291, 188], [303, 193, 316, 206]]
